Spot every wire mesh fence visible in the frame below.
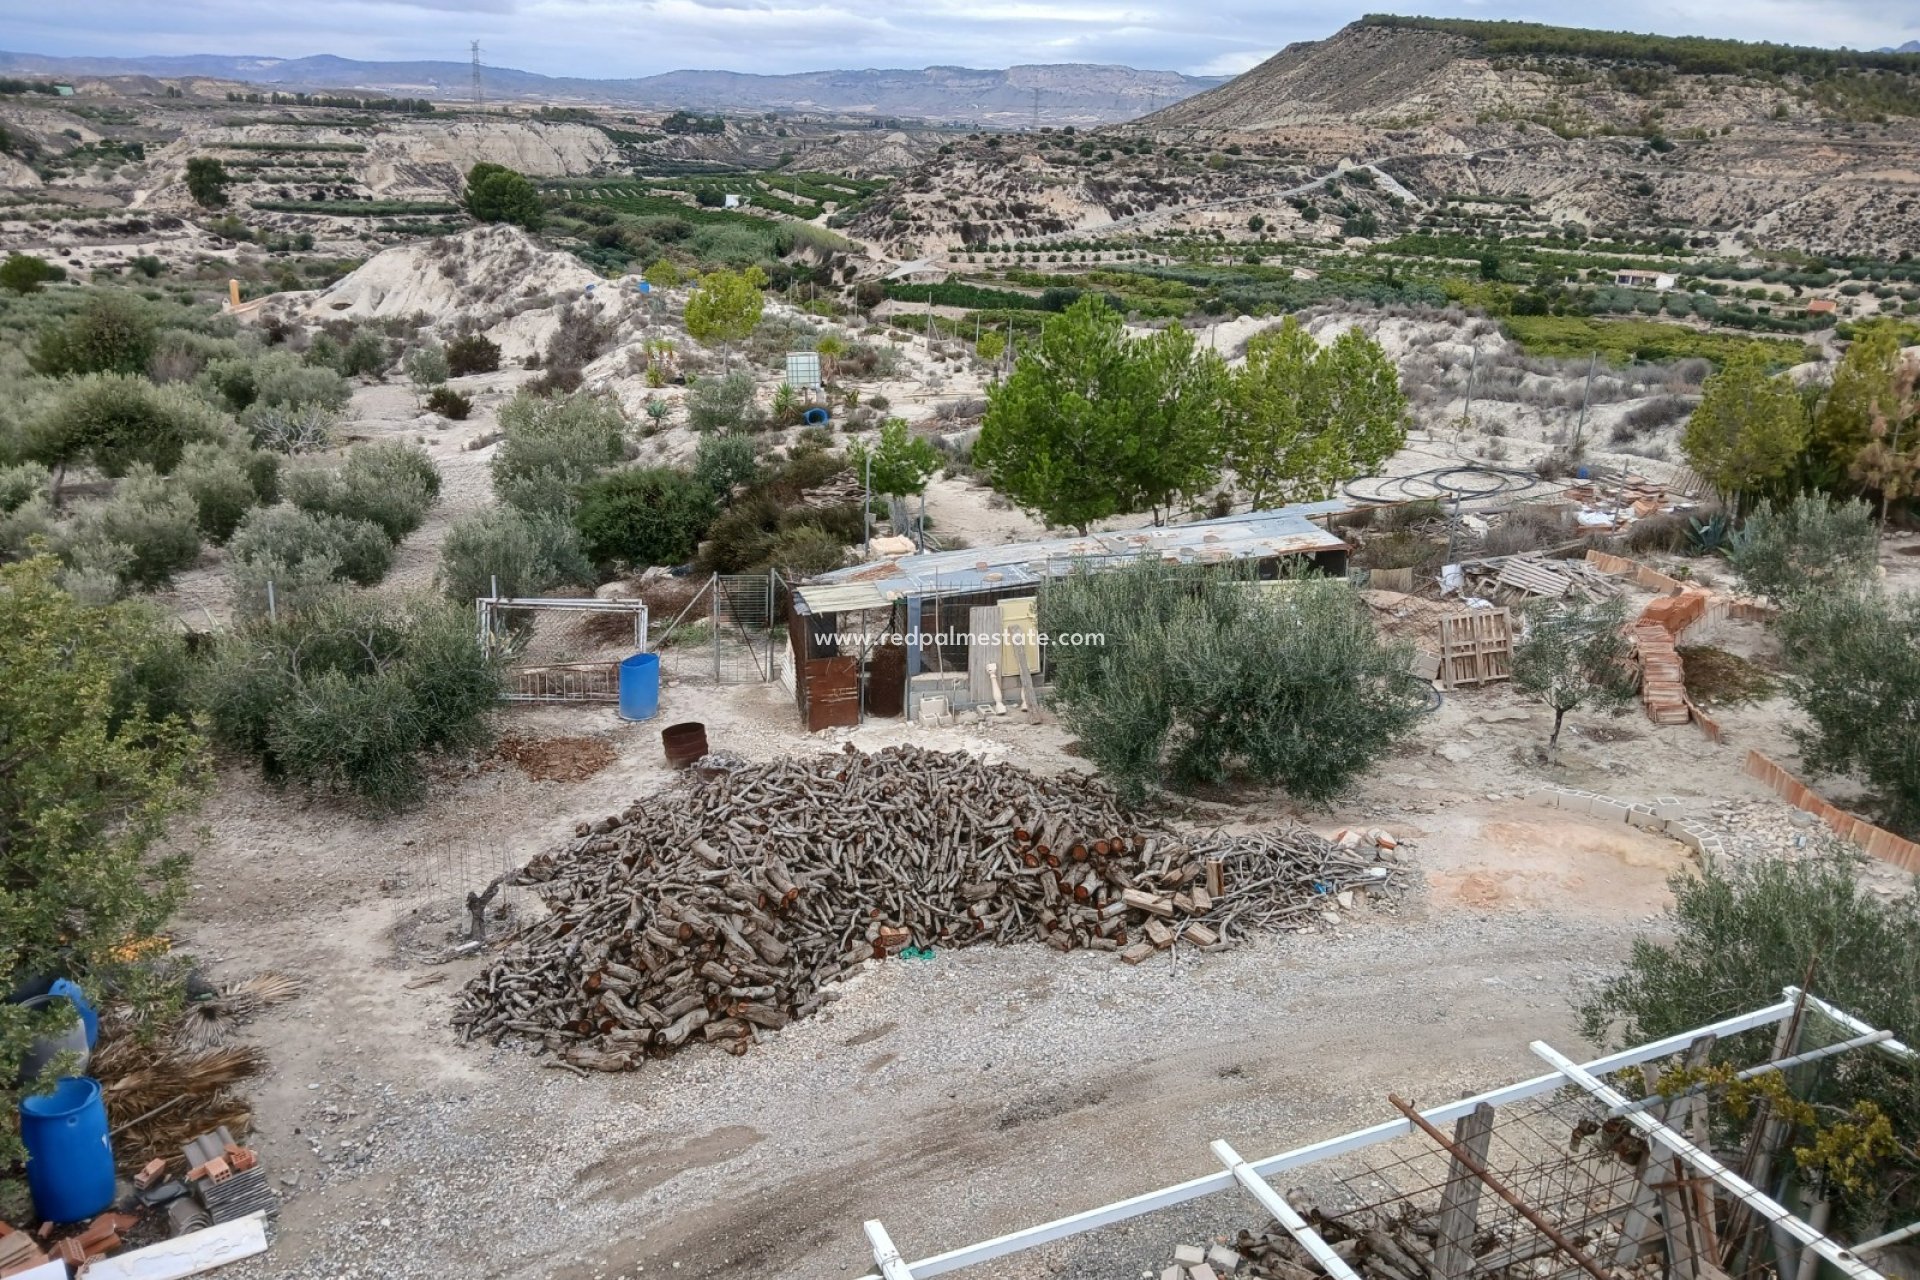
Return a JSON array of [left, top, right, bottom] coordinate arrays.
[[652, 572, 785, 686], [478, 596, 648, 703]]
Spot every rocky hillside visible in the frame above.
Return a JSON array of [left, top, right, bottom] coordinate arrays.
[[924, 17, 1920, 258]]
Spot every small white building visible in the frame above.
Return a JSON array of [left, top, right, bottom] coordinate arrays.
[[1614, 268, 1677, 291]]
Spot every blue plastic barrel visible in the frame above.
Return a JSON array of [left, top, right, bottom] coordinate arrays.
[[803, 406, 831, 426], [618, 653, 661, 722], [48, 980, 98, 1049], [20, 1077, 116, 1223]]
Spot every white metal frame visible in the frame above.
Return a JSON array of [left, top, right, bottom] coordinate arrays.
[[857, 988, 1908, 1280], [476, 594, 649, 703]]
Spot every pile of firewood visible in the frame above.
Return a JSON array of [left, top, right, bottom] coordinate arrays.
[[453, 745, 1392, 1071]]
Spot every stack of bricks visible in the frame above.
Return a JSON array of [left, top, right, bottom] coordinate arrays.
[[1743, 750, 1920, 873], [0, 1220, 50, 1278], [1162, 1242, 1242, 1280], [47, 1212, 136, 1270], [1633, 623, 1691, 725], [185, 1127, 278, 1225], [1638, 586, 1711, 636]]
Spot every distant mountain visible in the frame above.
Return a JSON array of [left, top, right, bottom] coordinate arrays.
[[1880, 40, 1920, 53], [0, 50, 1222, 125]]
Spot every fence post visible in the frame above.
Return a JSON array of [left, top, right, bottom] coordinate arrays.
[[266, 579, 277, 624]]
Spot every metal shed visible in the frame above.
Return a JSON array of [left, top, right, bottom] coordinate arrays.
[[786, 504, 1353, 729]]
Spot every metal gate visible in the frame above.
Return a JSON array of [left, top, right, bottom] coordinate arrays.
[[651, 572, 786, 685], [477, 595, 649, 703]]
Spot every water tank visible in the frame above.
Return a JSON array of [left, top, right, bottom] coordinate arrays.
[[20, 1077, 116, 1223], [618, 653, 661, 722], [803, 407, 831, 426]]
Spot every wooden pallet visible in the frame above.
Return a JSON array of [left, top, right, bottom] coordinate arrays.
[[1438, 608, 1513, 688]]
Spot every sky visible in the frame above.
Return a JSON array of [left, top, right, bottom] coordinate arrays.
[[0, 0, 1914, 79]]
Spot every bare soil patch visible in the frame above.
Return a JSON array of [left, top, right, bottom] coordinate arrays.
[[493, 733, 617, 782]]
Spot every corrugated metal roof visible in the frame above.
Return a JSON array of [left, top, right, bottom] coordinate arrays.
[[796, 502, 1352, 608]]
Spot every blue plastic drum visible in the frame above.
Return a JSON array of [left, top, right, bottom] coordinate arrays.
[[618, 652, 661, 721], [20, 1076, 116, 1223]]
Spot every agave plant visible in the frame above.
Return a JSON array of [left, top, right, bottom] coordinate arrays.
[[1686, 511, 1733, 556]]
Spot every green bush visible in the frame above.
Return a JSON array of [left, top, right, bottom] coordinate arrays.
[[317, 327, 393, 378], [1044, 562, 1425, 803], [686, 371, 759, 433], [31, 374, 236, 480], [1776, 585, 1920, 836], [59, 466, 203, 589], [425, 386, 472, 420], [197, 592, 504, 811], [178, 441, 273, 542], [491, 391, 626, 518], [0, 460, 50, 512], [463, 163, 544, 231], [285, 442, 440, 543], [438, 505, 591, 603], [1729, 492, 1878, 602], [31, 292, 158, 377], [1578, 854, 1920, 1235], [445, 333, 502, 377], [200, 351, 351, 413], [574, 467, 716, 570], [760, 524, 846, 577], [239, 401, 336, 454], [693, 431, 762, 497], [404, 343, 449, 390], [0, 253, 64, 294], [230, 503, 394, 588]]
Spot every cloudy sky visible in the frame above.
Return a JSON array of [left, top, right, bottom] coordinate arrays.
[[1, 0, 1913, 78]]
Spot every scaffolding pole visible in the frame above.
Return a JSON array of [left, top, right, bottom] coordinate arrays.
[[866, 1220, 917, 1280], [1211, 1140, 1363, 1280]]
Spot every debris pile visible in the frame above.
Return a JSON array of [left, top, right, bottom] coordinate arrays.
[[454, 746, 1394, 1071], [1230, 1206, 1461, 1280], [1163, 1240, 1247, 1280]]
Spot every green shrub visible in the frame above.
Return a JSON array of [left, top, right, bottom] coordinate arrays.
[[574, 467, 716, 570], [1578, 854, 1920, 1235], [438, 506, 591, 603], [1044, 562, 1425, 803], [1729, 492, 1878, 602], [229, 503, 393, 587], [693, 431, 761, 497], [404, 343, 449, 390], [335, 328, 394, 378], [760, 524, 846, 577], [425, 386, 472, 420], [200, 351, 350, 413], [58, 466, 202, 589], [445, 333, 502, 377], [285, 442, 440, 543], [177, 441, 271, 542], [31, 374, 236, 479], [686, 371, 759, 433], [1776, 585, 1920, 836], [0, 460, 49, 512], [491, 391, 626, 518], [1, 254, 64, 294], [197, 591, 504, 811], [31, 292, 158, 376], [0, 495, 54, 561]]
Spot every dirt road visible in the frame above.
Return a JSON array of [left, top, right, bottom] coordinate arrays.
[[182, 677, 1753, 1280]]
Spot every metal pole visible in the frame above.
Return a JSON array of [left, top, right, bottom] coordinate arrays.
[[1212, 1140, 1363, 1280], [1572, 350, 1596, 454], [1388, 1094, 1614, 1280], [863, 451, 873, 554], [865, 1221, 917, 1280], [1463, 345, 1477, 428], [266, 579, 277, 624]]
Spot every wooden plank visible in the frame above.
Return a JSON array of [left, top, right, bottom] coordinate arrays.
[[75, 1213, 269, 1280], [968, 605, 1002, 705], [1432, 1103, 1495, 1280]]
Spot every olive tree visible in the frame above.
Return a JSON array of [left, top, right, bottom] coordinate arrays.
[[1043, 560, 1424, 803], [1510, 596, 1638, 758], [0, 557, 209, 1156]]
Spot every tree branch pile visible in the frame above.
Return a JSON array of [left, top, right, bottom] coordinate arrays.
[[453, 745, 1393, 1071]]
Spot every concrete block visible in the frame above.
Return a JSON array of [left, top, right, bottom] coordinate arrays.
[[1208, 1245, 1243, 1273], [1670, 823, 1706, 852], [1627, 806, 1665, 831], [1525, 787, 1562, 808], [1175, 1245, 1206, 1267], [1587, 797, 1631, 821]]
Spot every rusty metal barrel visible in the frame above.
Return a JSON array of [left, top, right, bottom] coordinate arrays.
[[661, 721, 709, 769]]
